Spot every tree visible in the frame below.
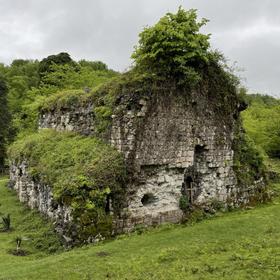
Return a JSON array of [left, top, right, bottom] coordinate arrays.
[[242, 93, 280, 159], [38, 52, 74, 78], [131, 7, 211, 85], [0, 78, 10, 168], [79, 60, 109, 71]]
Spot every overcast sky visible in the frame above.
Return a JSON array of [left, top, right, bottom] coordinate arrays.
[[0, 0, 279, 97]]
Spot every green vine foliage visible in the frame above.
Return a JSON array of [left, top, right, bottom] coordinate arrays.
[[8, 130, 127, 242]]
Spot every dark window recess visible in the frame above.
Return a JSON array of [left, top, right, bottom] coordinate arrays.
[[141, 193, 157, 206], [51, 200, 59, 210], [18, 168, 23, 176], [185, 176, 194, 204], [105, 196, 111, 213], [194, 144, 206, 154]]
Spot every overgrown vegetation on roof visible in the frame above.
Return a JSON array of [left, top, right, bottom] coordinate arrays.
[[131, 7, 211, 86], [39, 7, 241, 136]]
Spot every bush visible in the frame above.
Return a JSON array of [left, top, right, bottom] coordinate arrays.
[[209, 199, 225, 211], [131, 7, 211, 86], [39, 89, 89, 111], [179, 195, 189, 212]]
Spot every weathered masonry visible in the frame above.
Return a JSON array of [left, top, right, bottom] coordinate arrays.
[[9, 81, 260, 235]]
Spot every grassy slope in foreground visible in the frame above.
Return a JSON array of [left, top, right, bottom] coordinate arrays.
[[0, 177, 62, 271], [0, 176, 280, 280]]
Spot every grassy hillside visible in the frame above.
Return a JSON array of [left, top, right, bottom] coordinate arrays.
[[242, 94, 280, 158], [0, 177, 62, 269], [0, 175, 280, 280]]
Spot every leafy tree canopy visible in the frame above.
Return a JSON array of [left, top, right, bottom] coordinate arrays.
[[242, 93, 280, 159], [78, 60, 109, 71], [131, 7, 212, 85], [38, 52, 74, 77], [0, 54, 117, 139], [0, 77, 10, 167]]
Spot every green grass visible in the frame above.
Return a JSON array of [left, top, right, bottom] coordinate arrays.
[[0, 177, 62, 267], [265, 158, 280, 175], [1, 176, 280, 279]]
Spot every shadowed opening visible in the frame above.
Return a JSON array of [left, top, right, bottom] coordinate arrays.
[[141, 193, 156, 206], [185, 176, 194, 204]]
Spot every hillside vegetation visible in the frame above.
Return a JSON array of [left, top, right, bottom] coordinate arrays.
[[0, 53, 118, 146], [0, 177, 62, 257], [242, 94, 280, 158]]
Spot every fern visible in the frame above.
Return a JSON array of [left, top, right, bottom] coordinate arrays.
[[2, 214, 11, 231]]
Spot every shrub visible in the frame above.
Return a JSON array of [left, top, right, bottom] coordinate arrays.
[[1, 214, 11, 231], [209, 199, 225, 211], [8, 236, 29, 256], [15, 236, 22, 252], [39, 89, 90, 111], [179, 195, 189, 212], [131, 7, 212, 86]]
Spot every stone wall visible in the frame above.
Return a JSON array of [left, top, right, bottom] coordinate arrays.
[[109, 92, 240, 229], [11, 86, 266, 235], [39, 102, 95, 135], [9, 162, 71, 239]]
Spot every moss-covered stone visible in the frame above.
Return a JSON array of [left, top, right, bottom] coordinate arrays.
[[8, 129, 127, 243]]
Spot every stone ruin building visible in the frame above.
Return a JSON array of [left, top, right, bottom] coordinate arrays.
[[9, 77, 267, 238]]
